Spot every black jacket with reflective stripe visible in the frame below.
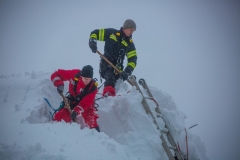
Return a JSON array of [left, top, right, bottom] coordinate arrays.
[[90, 27, 137, 73]]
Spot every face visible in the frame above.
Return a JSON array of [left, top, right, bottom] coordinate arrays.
[[123, 28, 135, 37], [82, 77, 92, 85]]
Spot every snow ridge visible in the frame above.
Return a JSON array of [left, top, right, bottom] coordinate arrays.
[[0, 72, 209, 160]]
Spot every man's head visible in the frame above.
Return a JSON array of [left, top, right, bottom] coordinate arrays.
[[81, 65, 93, 85], [122, 19, 136, 37]]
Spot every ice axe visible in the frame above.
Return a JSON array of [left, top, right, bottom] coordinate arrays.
[[96, 50, 133, 86], [60, 93, 76, 122]]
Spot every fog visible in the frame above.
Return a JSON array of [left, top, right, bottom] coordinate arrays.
[[1, 0, 240, 159]]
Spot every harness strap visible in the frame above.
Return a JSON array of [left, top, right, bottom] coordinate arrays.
[[72, 71, 97, 104], [75, 79, 97, 103], [73, 71, 82, 93]]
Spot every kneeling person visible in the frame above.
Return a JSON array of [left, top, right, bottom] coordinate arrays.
[[50, 65, 100, 132]]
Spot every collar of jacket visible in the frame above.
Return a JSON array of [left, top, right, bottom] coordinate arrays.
[[120, 27, 132, 39]]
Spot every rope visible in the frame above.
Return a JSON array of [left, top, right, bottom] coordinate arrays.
[[145, 97, 160, 107], [44, 98, 63, 119]]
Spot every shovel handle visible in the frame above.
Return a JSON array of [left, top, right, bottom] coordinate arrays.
[[60, 93, 72, 114], [96, 50, 133, 86]]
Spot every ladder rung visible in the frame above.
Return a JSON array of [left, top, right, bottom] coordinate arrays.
[[161, 128, 169, 134], [169, 146, 176, 150]]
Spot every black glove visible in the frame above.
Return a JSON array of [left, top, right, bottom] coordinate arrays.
[[71, 111, 78, 122], [89, 38, 97, 53], [57, 85, 64, 94], [119, 71, 130, 81]]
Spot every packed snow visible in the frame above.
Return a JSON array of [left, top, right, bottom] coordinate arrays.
[[0, 71, 209, 160]]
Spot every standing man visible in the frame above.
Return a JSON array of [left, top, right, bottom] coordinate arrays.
[[89, 19, 137, 96]]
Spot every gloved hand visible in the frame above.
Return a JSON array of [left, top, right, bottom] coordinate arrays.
[[71, 111, 78, 122], [119, 71, 130, 81], [57, 85, 64, 94], [71, 106, 83, 122], [89, 38, 97, 53]]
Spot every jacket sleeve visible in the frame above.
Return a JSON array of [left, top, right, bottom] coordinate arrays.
[[50, 69, 79, 87], [90, 28, 117, 41], [125, 42, 137, 74], [51, 70, 64, 87]]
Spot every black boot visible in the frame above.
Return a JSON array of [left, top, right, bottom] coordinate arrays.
[[94, 126, 100, 132]]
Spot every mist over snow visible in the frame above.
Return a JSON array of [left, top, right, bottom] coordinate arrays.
[[0, 72, 208, 160], [1, 0, 240, 160]]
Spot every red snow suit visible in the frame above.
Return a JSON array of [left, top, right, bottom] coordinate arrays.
[[50, 69, 99, 129]]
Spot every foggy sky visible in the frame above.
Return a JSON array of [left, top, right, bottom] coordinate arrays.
[[1, 0, 240, 159]]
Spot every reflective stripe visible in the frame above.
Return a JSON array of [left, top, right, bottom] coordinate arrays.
[[52, 77, 61, 83], [76, 105, 84, 114], [90, 34, 97, 39], [70, 79, 75, 85], [110, 34, 117, 41], [121, 40, 128, 47], [127, 62, 136, 69], [127, 50, 137, 59], [99, 29, 105, 41]]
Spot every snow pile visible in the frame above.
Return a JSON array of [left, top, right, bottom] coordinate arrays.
[[0, 71, 209, 160]]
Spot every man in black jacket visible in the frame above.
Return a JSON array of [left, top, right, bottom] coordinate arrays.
[[89, 19, 137, 96]]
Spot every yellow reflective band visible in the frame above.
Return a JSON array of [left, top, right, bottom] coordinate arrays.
[[121, 40, 128, 47], [99, 29, 105, 41], [110, 34, 117, 41], [127, 62, 136, 69], [127, 50, 137, 59], [90, 34, 97, 39]]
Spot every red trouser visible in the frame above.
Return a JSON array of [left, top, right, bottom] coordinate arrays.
[[53, 107, 99, 128]]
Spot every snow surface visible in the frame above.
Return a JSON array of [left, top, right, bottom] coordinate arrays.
[[1, 1, 240, 159], [0, 72, 208, 160]]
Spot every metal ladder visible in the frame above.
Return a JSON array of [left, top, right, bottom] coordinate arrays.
[[129, 76, 185, 160]]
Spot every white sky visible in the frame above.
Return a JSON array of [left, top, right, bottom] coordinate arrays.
[[1, 0, 240, 159]]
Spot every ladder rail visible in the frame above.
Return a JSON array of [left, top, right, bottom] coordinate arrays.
[[129, 76, 180, 160], [131, 76, 185, 160], [140, 79, 185, 160]]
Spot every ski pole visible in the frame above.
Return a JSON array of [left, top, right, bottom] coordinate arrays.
[[96, 50, 133, 86]]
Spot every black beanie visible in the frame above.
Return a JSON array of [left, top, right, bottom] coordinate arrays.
[[123, 19, 136, 30], [81, 65, 93, 78]]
